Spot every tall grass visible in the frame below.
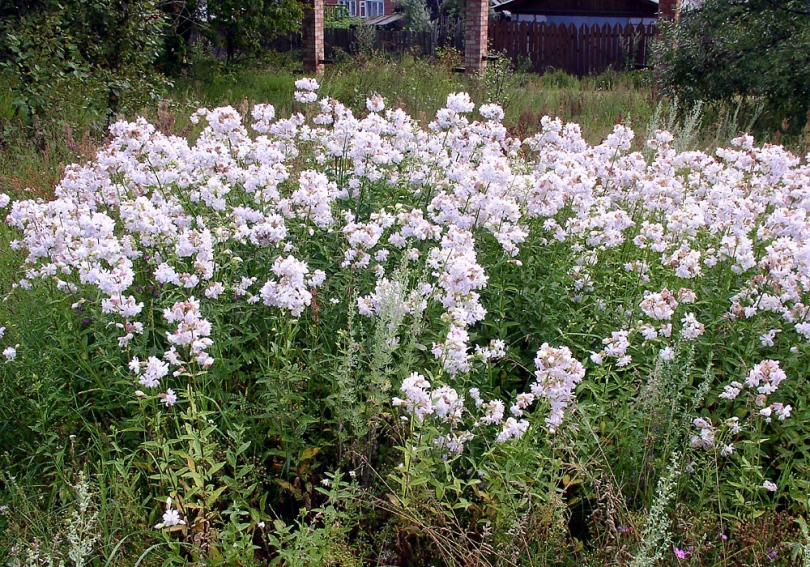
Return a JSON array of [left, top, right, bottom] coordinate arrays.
[[4, 52, 805, 201]]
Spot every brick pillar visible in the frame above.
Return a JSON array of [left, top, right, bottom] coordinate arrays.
[[302, 0, 324, 75], [658, 0, 677, 20], [464, 0, 488, 75]]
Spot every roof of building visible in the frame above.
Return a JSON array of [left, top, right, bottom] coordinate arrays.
[[493, 0, 659, 15], [365, 13, 403, 26]]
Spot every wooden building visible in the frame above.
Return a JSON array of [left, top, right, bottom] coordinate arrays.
[[493, 0, 659, 26]]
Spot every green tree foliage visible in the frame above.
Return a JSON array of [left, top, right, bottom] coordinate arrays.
[[655, 0, 810, 131], [324, 5, 360, 29], [0, 0, 167, 125], [0, 0, 304, 132], [203, 0, 302, 63], [159, 0, 202, 75], [398, 0, 433, 32]]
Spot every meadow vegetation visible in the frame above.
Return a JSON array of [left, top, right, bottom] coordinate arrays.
[[1, 54, 810, 566]]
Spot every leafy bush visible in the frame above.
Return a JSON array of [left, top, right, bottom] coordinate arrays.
[[324, 6, 361, 30], [655, 0, 810, 133], [203, 0, 302, 63], [0, 0, 168, 128]]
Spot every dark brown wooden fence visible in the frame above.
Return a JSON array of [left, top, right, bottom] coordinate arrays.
[[270, 20, 655, 75], [489, 20, 656, 76]]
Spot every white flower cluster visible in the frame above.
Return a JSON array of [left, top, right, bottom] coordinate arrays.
[[531, 343, 586, 432], [5, 82, 810, 434], [0, 326, 16, 361], [393, 342, 584, 451], [640, 288, 678, 321], [259, 256, 324, 317], [154, 496, 186, 529], [592, 289, 705, 367], [164, 296, 214, 367], [693, 359, 792, 456], [392, 370, 529, 453], [294, 77, 319, 104], [691, 417, 716, 450], [392, 372, 435, 421], [718, 359, 791, 422]]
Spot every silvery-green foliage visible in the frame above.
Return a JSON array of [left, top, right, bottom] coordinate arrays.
[[630, 452, 681, 567]]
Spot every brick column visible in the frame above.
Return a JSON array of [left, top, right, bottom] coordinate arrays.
[[658, 0, 678, 20], [464, 0, 488, 75], [302, 0, 324, 75]]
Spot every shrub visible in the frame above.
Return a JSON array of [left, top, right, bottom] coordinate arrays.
[[0, 0, 168, 128], [655, 0, 810, 133]]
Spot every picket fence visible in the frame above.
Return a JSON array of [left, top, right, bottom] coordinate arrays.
[[490, 20, 657, 76]]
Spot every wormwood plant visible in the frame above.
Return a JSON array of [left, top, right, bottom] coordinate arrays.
[[4, 473, 99, 567], [630, 452, 681, 567]]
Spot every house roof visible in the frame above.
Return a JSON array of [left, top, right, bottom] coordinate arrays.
[[365, 13, 403, 26], [493, 0, 659, 16]]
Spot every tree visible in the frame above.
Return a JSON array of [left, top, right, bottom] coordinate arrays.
[[203, 0, 301, 63], [398, 0, 432, 32], [0, 0, 167, 124], [655, 0, 810, 131], [159, 0, 203, 75]]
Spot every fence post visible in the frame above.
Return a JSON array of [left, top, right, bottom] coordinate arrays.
[[464, 0, 488, 74], [302, 0, 324, 75]]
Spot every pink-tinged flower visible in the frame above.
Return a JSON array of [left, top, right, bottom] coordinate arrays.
[[496, 417, 530, 443], [366, 94, 385, 113], [392, 372, 433, 421], [294, 91, 318, 104], [445, 92, 474, 113], [674, 545, 693, 560], [139, 356, 169, 388], [260, 255, 316, 316], [160, 388, 177, 408], [251, 103, 275, 124], [479, 103, 504, 122], [531, 344, 585, 432], [640, 288, 678, 320]]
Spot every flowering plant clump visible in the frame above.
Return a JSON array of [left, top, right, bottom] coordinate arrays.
[[2, 81, 810, 563]]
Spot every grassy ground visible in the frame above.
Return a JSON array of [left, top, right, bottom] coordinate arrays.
[[3, 51, 806, 199]]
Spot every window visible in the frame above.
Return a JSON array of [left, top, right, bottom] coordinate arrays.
[[338, 0, 355, 17], [350, 0, 383, 18], [366, 0, 383, 16]]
